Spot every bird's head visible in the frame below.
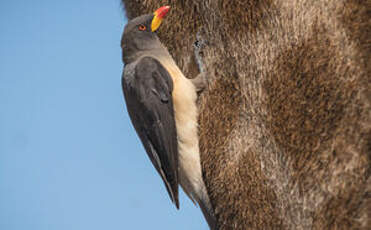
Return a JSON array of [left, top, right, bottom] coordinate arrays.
[[121, 6, 170, 64]]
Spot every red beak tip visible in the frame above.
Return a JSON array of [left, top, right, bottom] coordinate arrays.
[[156, 5, 171, 18], [162, 5, 170, 10]]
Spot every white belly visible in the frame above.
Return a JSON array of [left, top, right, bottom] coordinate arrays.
[[159, 57, 206, 203]]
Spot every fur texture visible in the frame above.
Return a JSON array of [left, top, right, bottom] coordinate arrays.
[[122, 0, 371, 229]]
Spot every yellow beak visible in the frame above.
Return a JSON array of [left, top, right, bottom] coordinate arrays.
[[151, 6, 170, 32]]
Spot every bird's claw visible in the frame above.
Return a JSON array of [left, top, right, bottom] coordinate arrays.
[[192, 30, 208, 92]]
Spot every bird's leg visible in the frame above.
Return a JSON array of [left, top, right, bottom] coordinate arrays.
[[191, 72, 207, 93], [191, 31, 208, 93]]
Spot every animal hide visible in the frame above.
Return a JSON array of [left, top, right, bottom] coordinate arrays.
[[121, 1, 371, 229]]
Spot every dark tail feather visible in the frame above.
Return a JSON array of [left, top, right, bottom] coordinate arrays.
[[199, 199, 218, 230]]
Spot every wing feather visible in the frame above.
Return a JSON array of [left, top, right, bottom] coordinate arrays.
[[122, 56, 179, 208]]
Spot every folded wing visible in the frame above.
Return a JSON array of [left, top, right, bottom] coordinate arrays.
[[122, 56, 179, 208]]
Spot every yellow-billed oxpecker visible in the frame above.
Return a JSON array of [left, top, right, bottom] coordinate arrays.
[[120, 6, 216, 230]]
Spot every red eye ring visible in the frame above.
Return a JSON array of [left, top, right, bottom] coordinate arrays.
[[138, 25, 146, 31]]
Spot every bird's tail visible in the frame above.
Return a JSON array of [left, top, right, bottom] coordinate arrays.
[[198, 195, 218, 230]]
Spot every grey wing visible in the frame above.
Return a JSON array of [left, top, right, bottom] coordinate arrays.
[[122, 56, 179, 208]]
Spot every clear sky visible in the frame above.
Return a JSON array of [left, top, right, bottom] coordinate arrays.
[[0, 1, 207, 229]]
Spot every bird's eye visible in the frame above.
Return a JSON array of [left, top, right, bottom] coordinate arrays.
[[138, 25, 146, 31]]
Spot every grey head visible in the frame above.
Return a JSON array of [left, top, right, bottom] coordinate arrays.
[[121, 14, 158, 64], [121, 6, 170, 64]]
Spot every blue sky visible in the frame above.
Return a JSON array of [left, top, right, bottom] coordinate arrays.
[[0, 1, 207, 229]]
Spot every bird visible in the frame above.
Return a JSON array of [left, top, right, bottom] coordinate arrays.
[[120, 5, 217, 229]]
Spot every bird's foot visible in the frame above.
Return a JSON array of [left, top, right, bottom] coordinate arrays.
[[192, 30, 208, 93], [193, 31, 206, 73]]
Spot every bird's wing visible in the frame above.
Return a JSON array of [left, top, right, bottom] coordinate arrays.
[[122, 56, 179, 208]]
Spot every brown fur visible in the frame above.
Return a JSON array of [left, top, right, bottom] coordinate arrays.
[[121, 0, 371, 229]]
